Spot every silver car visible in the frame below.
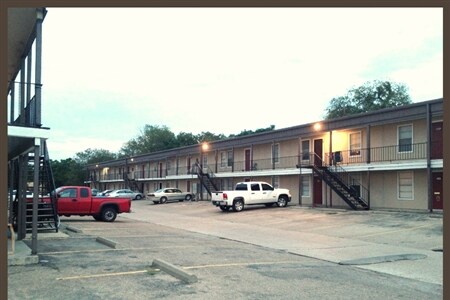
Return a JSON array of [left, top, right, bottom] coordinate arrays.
[[107, 189, 144, 200], [148, 188, 195, 204]]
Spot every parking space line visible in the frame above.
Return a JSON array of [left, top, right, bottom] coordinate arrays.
[[354, 223, 435, 238], [40, 245, 195, 255], [56, 270, 152, 281], [183, 260, 301, 270]]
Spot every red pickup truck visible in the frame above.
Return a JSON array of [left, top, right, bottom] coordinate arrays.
[[54, 186, 131, 222]]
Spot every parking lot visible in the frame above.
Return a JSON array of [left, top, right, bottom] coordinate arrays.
[[8, 200, 443, 299]]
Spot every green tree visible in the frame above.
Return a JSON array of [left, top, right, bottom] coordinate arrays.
[[50, 158, 85, 187], [197, 131, 226, 143], [324, 80, 412, 119], [119, 125, 178, 157], [229, 125, 276, 138], [74, 148, 117, 165], [176, 132, 199, 147]]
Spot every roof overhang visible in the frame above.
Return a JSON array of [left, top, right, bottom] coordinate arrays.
[[8, 7, 47, 86]]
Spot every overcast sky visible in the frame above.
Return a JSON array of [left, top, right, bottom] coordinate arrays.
[[40, 7, 443, 160]]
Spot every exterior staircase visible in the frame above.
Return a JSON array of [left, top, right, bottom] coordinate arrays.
[[25, 141, 59, 232], [306, 154, 369, 210], [195, 164, 219, 195]]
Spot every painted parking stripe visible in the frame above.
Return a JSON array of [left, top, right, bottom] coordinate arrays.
[[56, 270, 153, 281]]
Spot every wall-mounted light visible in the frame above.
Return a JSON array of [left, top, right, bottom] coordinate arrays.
[[313, 123, 322, 131], [201, 142, 209, 152]]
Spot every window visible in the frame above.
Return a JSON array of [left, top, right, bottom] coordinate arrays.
[[251, 184, 260, 191], [235, 183, 248, 191], [59, 188, 77, 198], [398, 125, 413, 152], [227, 151, 233, 167], [301, 140, 310, 161], [301, 176, 310, 197], [262, 183, 274, 191], [220, 151, 233, 168], [220, 152, 227, 167], [80, 188, 89, 198], [398, 171, 414, 200], [349, 132, 361, 156], [272, 143, 280, 164]]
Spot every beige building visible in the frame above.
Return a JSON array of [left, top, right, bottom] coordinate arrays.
[[88, 99, 443, 212]]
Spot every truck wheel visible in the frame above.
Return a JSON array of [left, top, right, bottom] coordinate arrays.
[[277, 196, 288, 207], [185, 194, 192, 201], [160, 197, 168, 204], [219, 205, 229, 212], [232, 199, 244, 212], [101, 207, 117, 222]]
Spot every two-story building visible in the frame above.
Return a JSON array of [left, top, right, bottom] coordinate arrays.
[[87, 98, 443, 212]]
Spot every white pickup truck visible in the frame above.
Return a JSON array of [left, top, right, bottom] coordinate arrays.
[[211, 181, 291, 212]]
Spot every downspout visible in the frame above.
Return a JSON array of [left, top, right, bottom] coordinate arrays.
[[367, 125, 371, 209], [426, 103, 432, 212], [329, 130, 332, 208]]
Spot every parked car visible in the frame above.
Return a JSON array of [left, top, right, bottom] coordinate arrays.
[[107, 189, 145, 200], [98, 189, 114, 197], [147, 188, 195, 204]]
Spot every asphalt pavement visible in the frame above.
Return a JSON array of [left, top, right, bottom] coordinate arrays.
[[7, 200, 443, 299]]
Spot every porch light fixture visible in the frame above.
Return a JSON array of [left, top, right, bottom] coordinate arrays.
[[201, 142, 209, 152], [313, 123, 322, 131]]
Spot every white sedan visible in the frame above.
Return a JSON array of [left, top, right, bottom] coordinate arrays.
[[107, 189, 144, 200], [147, 188, 195, 204]]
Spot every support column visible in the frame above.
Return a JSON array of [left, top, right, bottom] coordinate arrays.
[[35, 8, 44, 127], [31, 141, 41, 255]]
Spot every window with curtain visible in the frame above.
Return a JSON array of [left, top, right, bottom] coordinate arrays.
[[398, 125, 413, 152]]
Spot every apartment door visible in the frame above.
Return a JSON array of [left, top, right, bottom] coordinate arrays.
[[313, 176, 323, 206], [245, 149, 251, 171], [314, 139, 323, 166], [431, 122, 443, 159], [432, 172, 443, 210], [313, 139, 323, 206]]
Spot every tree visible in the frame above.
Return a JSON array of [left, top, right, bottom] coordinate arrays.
[[176, 132, 199, 147], [229, 125, 276, 138], [51, 158, 85, 187], [74, 148, 117, 165], [119, 125, 178, 157], [324, 80, 412, 119]]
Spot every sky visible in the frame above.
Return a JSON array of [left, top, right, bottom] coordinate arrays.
[[40, 7, 443, 160]]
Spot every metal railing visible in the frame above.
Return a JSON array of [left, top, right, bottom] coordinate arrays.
[[90, 142, 432, 182]]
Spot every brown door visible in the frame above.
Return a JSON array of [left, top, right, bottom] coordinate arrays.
[[431, 122, 443, 159], [432, 172, 443, 210], [314, 139, 323, 166], [313, 139, 323, 206], [186, 180, 191, 193], [245, 149, 251, 171], [313, 176, 323, 206]]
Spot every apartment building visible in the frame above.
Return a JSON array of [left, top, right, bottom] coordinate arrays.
[[88, 98, 443, 212]]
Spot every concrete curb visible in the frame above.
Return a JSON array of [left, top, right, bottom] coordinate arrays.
[[65, 225, 82, 233], [152, 259, 198, 284], [96, 236, 117, 249], [339, 253, 427, 265]]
